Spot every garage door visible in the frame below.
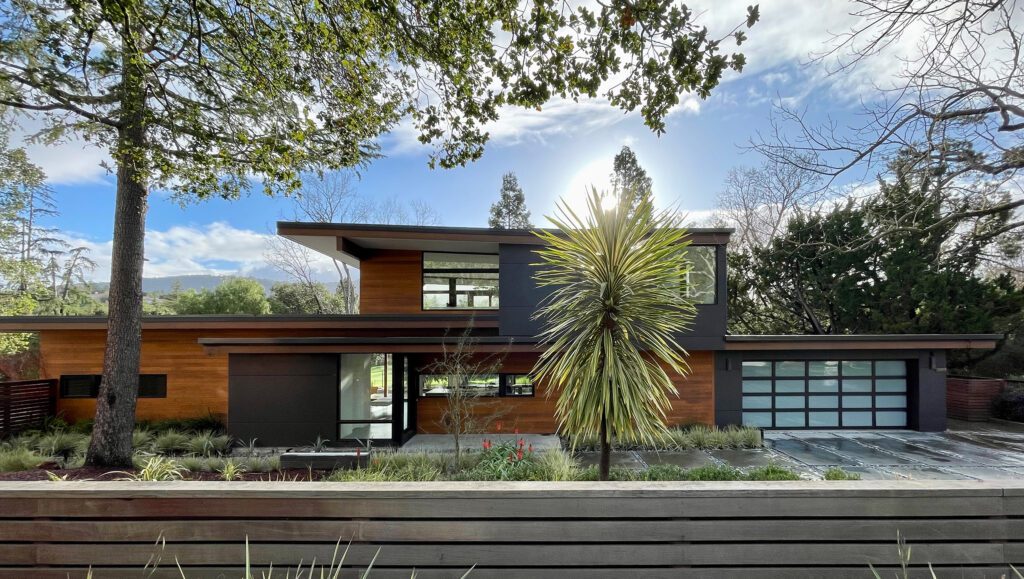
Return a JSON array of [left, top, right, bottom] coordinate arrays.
[[740, 359, 908, 429]]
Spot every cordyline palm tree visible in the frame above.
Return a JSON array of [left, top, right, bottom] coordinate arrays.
[[532, 188, 698, 481]]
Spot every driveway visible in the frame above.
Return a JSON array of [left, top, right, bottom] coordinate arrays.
[[765, 420, 1024, 480]]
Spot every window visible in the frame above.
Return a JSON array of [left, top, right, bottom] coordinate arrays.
[[739, 359, 908, 429], [502, 375, 535, 397], [59, 374, 168, 399], [60, 375, 100, 398], [422, 252, 499, 310], [684, 246, 717, 304], [419, 373, 534, 397]]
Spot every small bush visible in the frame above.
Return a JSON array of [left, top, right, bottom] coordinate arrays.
[[459, 439, 538, 481], [639, 464, 687, 481], [327, 452, 442, 482], [824, 467, 862, 481], [745, 463, 801, 481], [684, 464, 744, 481], [178, 455, 209, 473], [185, 431, 232, 456], [140, 413, 226, 435], [33, 431, 89, 462], [126, 456, 187, 481], [132, 430, 155, 453], [152, 431, 191, 455], [570, 425, 763, 451], [993, 390, 1024, 422], [218, 459, 247, 481], [0, 447, 46, 472], [530, 449, 580, 481]]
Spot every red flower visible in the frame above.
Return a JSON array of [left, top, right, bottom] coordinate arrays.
[[516, 449, 524, 461], [528, 444, 534, 453], [482, 439, 492, 450], [517, 438, 525, 448]]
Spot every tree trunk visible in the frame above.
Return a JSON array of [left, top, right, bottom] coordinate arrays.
[[598, 414, 611, 481], [85, 35, 148, 468]]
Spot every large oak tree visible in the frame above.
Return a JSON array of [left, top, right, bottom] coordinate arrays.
[[0, 0, 757, 466]]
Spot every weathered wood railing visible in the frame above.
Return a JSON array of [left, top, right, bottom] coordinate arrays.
[[0, 379, 56, 438], [0, 481, 1022, 577]]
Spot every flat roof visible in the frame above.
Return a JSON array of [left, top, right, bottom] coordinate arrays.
[[277, 221, 733, 266], [0, 314, 496, 331], [725, 334, 1001, 350]]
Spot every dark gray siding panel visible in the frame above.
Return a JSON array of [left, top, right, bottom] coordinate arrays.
[[715, 349, 947, 432], [228, 354, 338, 446], [500, 243, 728, 348]]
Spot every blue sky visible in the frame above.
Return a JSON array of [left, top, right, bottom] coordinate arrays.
[[23, 1, 908, 282]]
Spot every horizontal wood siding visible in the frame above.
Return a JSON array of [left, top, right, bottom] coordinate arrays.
[[0, 481, 1020, 577], [415, 350, 714, 434], [0, 379, 56, 437], [947, 376, 1005, 421], [359, 249, 497, 315]]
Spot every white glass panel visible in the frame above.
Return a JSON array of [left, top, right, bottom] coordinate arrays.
[[876, 360, 907, 376], [339, 423, 391, 440], [809, 412, 839, 427], [809, 396, 839, 409], [808, 361, 839, 376], [775, 412, 806, 427], [742, 380, 772, 394], [876, 411, 907, 427], [809, 379, 839, 392], [876, 379, 907, 392], [776, 397, 805, 409], [842, 360, 872, 376], [877, 395, 907, 408], [340, 354, 392, 422], [685, 246, 717, 304], [842, 411, 873, 427], [843, 395, 873, 408], [775, 380, 805, 393], [742, 412, 772, 427], [842, 379, 872, 393], [775, 361, 805, 377], [742, 396, 772, 410], [742, 361, 771, 378]]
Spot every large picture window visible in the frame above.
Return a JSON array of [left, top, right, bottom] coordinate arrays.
[[419, 373, 534, 398], [422, 252, 499, 310], [59, 374, 168, 398]]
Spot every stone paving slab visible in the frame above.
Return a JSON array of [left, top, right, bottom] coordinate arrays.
[[945, 466, 1024, 480], [884, 466, 973, 481], [710, 448, 783, 468], [638, 449, 714, 469], [767, 438, 860, 466]]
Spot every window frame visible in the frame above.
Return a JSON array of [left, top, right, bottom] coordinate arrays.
[[58, 374, 169, 399], [421, 251, 500, 311], [418, 373, 535, 398]]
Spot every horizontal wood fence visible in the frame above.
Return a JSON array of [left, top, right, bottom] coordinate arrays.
[[0, 379, 56, 438], [0, 481, 1023, 577]]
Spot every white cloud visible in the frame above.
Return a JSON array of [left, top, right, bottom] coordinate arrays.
[[62, 222, 339, 283]]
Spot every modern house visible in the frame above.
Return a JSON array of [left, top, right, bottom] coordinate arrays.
[[0, 222, 1000, 447]]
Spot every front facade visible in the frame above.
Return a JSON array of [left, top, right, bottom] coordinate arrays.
[[0, 223, 999, 446]]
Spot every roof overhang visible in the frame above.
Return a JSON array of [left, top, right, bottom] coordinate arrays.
[[277, 221, 734, 266], [725, 334, 1002, 351], [198, 335, 536, 354], [0, 314, 497, 332]]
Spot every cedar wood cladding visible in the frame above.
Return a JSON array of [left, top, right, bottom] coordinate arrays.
[[414, 351, 715, 434], [37, 329, 715, 431]]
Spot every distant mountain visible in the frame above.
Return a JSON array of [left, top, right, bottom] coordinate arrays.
[[90, 275, 339, 295]]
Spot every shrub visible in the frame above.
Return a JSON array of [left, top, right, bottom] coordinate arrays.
[[218, 459, 247, 481], [530, 449, 580, 481], [326, 452, 442, 482], [745, 463, 801, 481], [178, 455, 209, 473], [125, 456, 187, 481], [460, 439, 538, 481], [639, 464, 687, 481], [152, 431, 191, 455], [683, 464, 744, 481], [570, 425, 763, 451], [240, 456, 280, 473], [0, 447, 46, 472], [824, 467, 862, 481], [185, 431, 232, 456], [993, 390, 1024, 422], [33, 431, 89, 462], [132, 429, 155, 453], [140, 413, 226, 434]]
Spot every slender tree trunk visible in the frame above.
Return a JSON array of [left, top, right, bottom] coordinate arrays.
[[598, 414, 610, 481], [85, 32, 148, 467]]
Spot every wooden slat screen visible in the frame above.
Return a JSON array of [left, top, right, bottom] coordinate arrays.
[[0, 379, 56, 438], [0, 481, 1021, 577]]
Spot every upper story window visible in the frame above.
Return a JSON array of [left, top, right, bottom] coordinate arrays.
[[422, 252, 499, 310], [685, 246, 717, 305]]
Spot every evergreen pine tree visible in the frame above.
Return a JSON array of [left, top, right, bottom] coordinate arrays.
[[488, 172, 532, 229]]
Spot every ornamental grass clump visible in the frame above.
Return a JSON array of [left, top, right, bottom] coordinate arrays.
[[533, 189, 698, 481], [0, 447, 46, 472], [152, 431, 191, 455]]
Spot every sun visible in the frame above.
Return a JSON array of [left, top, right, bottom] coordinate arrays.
[[563, 157, 616, 211]]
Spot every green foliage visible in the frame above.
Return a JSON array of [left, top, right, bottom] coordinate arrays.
[[571, 425, 762, 451], [745, 463, 801, 481], [460, 439, 538, 481], [0, 446, 45, 472], [326, 452, 445, 482], [488, 172, 531, 229], [823, 467, 862, 481], [32, 431, 89, 462], [151, 431, 191, 455], [611, 146, 654, 218], [185, 431, 233, 457], [268, 281, 348, 314], [125, 456, 187, 481], [171, 278, 271, 315], [729, 158, 1024, 362], [138, 414, 226, 434], [533, 191, 699, 479], [217, 459, 248, 481]]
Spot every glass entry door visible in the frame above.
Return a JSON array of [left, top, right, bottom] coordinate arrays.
[[338, 353, 394, 443]]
